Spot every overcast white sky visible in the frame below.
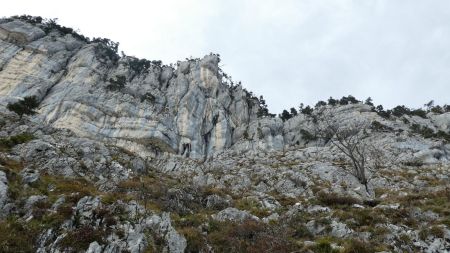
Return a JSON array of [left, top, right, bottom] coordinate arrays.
[[2, 0, 449, 113]]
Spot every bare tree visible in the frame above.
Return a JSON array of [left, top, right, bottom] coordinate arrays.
[[313, 109, 382, 193]]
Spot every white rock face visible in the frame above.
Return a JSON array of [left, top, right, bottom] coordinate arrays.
[[0, 19, 283, 159], [0, 169, 8, 217], [0, 17, 449, 164]]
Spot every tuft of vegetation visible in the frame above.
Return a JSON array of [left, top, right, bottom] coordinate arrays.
[[370, 121, 393, 132], [338, 95, 359, 105], [92, 37, 120, 63], [312, 238, 340, 253], [410, 124, 450, 141], [342, 239, 375, 253], [0, 133, 34, 151], [279, 109, 293, 122], [7, 96, 39, 118], [59, 225, 106, 251], [141, 93, 156, 103], [207, 219, 295, 253], [107, 75, 126, 91], [300, 129, 317, 142], [6, 15, 89, 42], [317, 192, 360, 207], [127, 57, 151, 74], [0, 217, 41, 252]]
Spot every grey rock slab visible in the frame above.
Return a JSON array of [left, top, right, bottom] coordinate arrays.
[[0, 169, 8, 217], [212, 207, 259, 222]]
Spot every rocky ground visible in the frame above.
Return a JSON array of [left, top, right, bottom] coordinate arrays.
[[1, 105, 449, 253], [0, 16, 449, 253]]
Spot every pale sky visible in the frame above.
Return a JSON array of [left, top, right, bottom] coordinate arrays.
[[2, 0, 449, 113]]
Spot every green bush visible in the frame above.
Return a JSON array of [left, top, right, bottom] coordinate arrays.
[[207, 219, 295, 253], [0, 217, 41, 252], [342, 239, 374, 253], [180, 227, 207, 253], [410, 124, 450, 141], [141, 92, 156, 103], [59, 225, 105, 251], [107, 75, 126, 91], [0, 133, 34, 151], [93, 37, 119, 63], [300, 129, 317, 142], [7, 96, 39, 118], [313, 239, 340, 253], [317, 192, 360, 206], [128, 58, 151, 74]]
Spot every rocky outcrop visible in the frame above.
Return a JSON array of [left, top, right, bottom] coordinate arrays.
[[0, 17, 450, 253], [0, 19, 269, 159], [0, 169, 8, 217], [1, 18, 449, 165]]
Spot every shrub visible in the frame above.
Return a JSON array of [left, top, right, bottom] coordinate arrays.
[[342, 239, 374, 253], [391, 105, 411, 117], [418, 226, 445, 241], [317, 192, 360, 206], [279, 110, 292, 122], [327, 97, 338, 106], [43, 18, 89, 41], [300, 129, 317, 142], [364, 97, 374, 106], [93, 37, 119, 63], [409, 124, 449, 140], [313, 238, 340, 253], [371, 121, 394, 132], [59, 225, 105, 251], [375, 105, 391, 119], [107, 75, 126, 91], [430, 105, 444, 114], [410, 109, 427, 118], [180, 227, 207, 253], [315, 100, 327, 108], [207, 219, 295, 253], [0, 133, 34, 151], [371, 121, 384, 131], [0, 217, 41, 252], [289, 107, 298, 116], [10, 15, 43, 24], [235, 198, 270, 218], [301, 105, 314, 115], [128, 57, 151, 74], [339, 95, 359, 105], [141, 93, 156, 103], [7, 96, 39, 118]]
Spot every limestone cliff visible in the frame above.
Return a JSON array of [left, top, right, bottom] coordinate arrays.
[[0, 18, 273, 159]]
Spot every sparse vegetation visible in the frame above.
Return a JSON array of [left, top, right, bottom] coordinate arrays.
[[317, 192, 360, 206], [107, 75, 126, 91], [7, 96, 39, 118], [0, 133, 34, 151]]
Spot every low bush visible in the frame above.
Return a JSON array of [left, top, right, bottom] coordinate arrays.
[[107, 75, 126, 91], [300, 129, 317, 142], [0, 217, 41, 252], [59, 225, 105, 251], [342, 239, 374, 253], [0, 133, 34, 151], [7, 96, 39, 118], [207, 219, 295, 253], [317, 192, 360, 206], [312, 238, 340, 253], [180, 227, 207, 253]]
